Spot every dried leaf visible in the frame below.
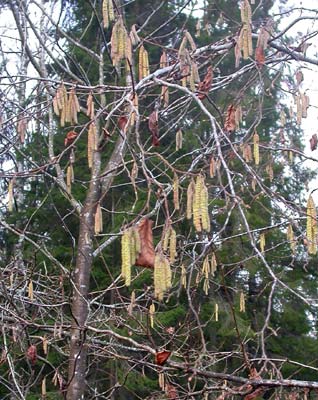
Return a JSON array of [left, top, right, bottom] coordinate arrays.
[[310, 134, 318, 151], [197, 66, 213, 99], [155, 351, 171, 366], [26, 345, 37, 366], [148, 110, 159, 147], [255, 45, 265, 66], [64, 131, 78, 147], [224, 104, 236, 133], [135, 219, 155, 268], [296, 70, 304, 86], [166, 383, 179, 399]]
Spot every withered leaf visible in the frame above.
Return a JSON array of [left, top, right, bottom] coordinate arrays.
[[135, 219, 155, 268], [197, 66, 213, 100], [296, 70, 304, 86], [166, 383, 179, 399], [155, 350, 171, 366], [310, 134, 318, 151], [255, 46, 265, 66], [224, 104, 236, 133], [64, 131, 78, 147], [148, 110, 160, 146], [244, 387, 265, 400], [26, 345, 37, 366], [118, 116, 128, 132]]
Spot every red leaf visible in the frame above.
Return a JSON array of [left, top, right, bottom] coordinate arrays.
[[135, 219, 155, 268], [197, 66, 213, 100], [255, 46, 265, 66], [64, 131, 78, 147], [118, 116, 128, 132], [26, 345, 37, 366], [224, 104, 236, 133], [166, 383, 179, 399], [310, 134, 318, 151], [148, 110, 160, 146], [155, 350, 171, 366], [244, 387, 265, 400]]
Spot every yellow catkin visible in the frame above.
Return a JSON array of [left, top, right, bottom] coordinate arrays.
[[215, 303, 219, 322], [111, 17, 127, 69], [200, 179, 210, 232], [296, 95, 302, 125], [181, 265, 186, 288], [159, 372, 165, 390], [132, 226, 141, 256], [260, 233, 265, 253], [154, 253, 171, 300], [186, 179, 195, 220], [87, 123, 97, 169], [235, 105, 242, 128], [128, 290, 135, 315], [129, 24, 140, 46], [121, 231, 131, 286], [306, 195, 317, 255], [169, 228, 177, 264], [287, 224, 296, 253], [211, 253, 217, 276], [240, 292, 246, 312], [163, 227, 171, 252], [139, 45, 149, 80], [161, 85, 169, 108], [209, 158, 216, 178], [8, 179, 13, 212], [203, 276, 210, 295], [202, 256, 210, 279], [94, 203, 103, 234], [41, 378, 46, 397], [253, 131, 260, 165], [173, 173, 180, 211], [154, 254, 164, 300], [149, 303, 155, 328], [176, 129, 183, 150], [193, 175, 203, 232], [66, 165, 73, 194], [102, 0, 115, 29], [28, 280, 34, 301], [240, 0, 252, 59], [86, 92, 95, 119], [42, 336, 48, 355]]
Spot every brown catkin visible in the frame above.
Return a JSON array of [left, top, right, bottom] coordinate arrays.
[[186, 179, 195, 220], [173, 173, 180, 211]]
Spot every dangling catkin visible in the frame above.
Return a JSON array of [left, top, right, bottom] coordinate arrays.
[[169, 228, 177, 264], [28, 280, 34, 301], [253, 131, 260, 165], [181, 265, 186, 288], [193, 175, 203, 232], [149, 303, 155, 328], [94, 203, 103, 234], [306, 195, 317, 255], [287, 224, 296, 253], [8, 179, 14, 212], [259, 233, 265, 253], [176, 129, 183, 150], [87, 123, 97, 169], [186, 179, 195, 220], [121, 230, 131, 286], [240, 291, 246, 312], [173, 173, 180, 211]]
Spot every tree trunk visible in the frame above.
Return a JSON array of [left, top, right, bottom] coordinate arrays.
[[66, 163, 101, 399]]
